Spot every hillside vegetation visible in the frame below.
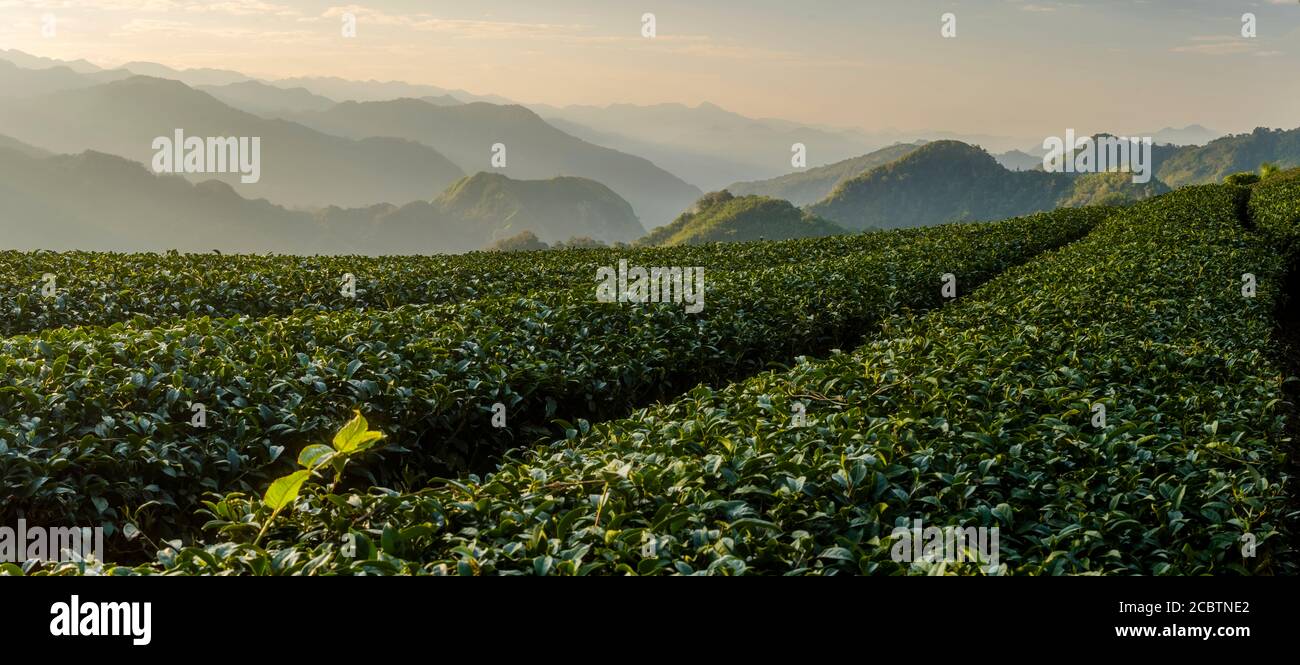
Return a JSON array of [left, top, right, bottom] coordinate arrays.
[[0, 208, 1104, 555], [725, 143, 922, 206], [435, 172, 645, 246], [638, 191, 845, 246], [284, 99, 703, 228], [1157, 127, 1300, 188], [809, 141, 1167, 230]]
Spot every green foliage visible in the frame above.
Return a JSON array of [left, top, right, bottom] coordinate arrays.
[[23, 181, 1300, 577], [82, 184, 1299, 576], [0, 208, 1104, 554], [0, 236, 918, 336], [1058, 172, 1170, 207], [808, 141, 1163, 231], [484, 230, 549, 252], [255, 411, 384, 545], [1225, 172, 1261, 186], [1156, 127, 1300, 188], [262, 471, 310, 513], [639, 191, 845, 246], [726, 143, 923, 206], [550, 236, 608, 250], [1248, 169, 1300, 250], [439, 172, 646, 247]]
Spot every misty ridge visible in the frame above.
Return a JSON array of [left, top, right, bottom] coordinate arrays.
[[1, 48, 1299, 255]]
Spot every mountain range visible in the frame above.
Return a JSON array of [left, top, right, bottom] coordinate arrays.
[[198, 80, 338, 116], [531, 102, 885, 191], [278, 99, 702, 228], [0, 52, 700, 228], [0, 145, 643, 254], [0, 49, 1296, 254], [807, 141, 1170, 230], [0, 76, 467, 208]]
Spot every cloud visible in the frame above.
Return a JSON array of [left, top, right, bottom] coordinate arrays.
[[112, 16, 313, 42], [318, 5, 589, 38], [1002, 0, 1084, 11], [0, 1, 177, 9], [0, 0, 295, 14], [114, 17, 191, 33], [1171, 36, 1258, 55], [186, 1, 298, 17]]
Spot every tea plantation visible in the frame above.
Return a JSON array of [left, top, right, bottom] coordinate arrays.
[[5, 177, 1300, 575]]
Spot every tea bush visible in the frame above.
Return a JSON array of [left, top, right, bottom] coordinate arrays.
[[1, 209, 1105, 552], [86, 185, 1299, 575]]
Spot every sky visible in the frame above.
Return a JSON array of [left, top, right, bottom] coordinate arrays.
[[0, 0, 1297, 139]]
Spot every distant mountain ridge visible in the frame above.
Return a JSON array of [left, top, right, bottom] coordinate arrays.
[[0, 58, 130, 98], [0, 76, 467, 208], [0, 54, 699, 227], [0, 133, 50, 158], [284, 98, 702, 228], [271, 75, 513, 105], [0, 48, 101, 74], [532, 101, 885, 190], [1, 49, 1294, 249], [120, 60, 252, 87], [1143, 124, 1224, 147], [0, 148, 643, 254], [198, 80, 338, 116], [994, 149, 1043, 172]]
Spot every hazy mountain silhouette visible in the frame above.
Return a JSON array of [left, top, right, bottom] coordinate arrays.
[[0, 58, 130, 97], [272, 76, 513, 105], [285, 99, 702, 228], [0, 76, 466, 208], [0, 148, 643, 254], [538, 114, 767, 191], [639, 191, 844, 246], [198, 80, 338, 115], [0, 133, 50, 158], [0, 147, 326, 253], [993, 149, 1043, 171], [0, 50, 1263, 249], [531, 102, 884, 190], [121, 60, 253, 87], [421, 95, 465, 107], [1141, 124, 1224, 147], [725, 143, 924, 206], [0, 48, 101, 74]]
